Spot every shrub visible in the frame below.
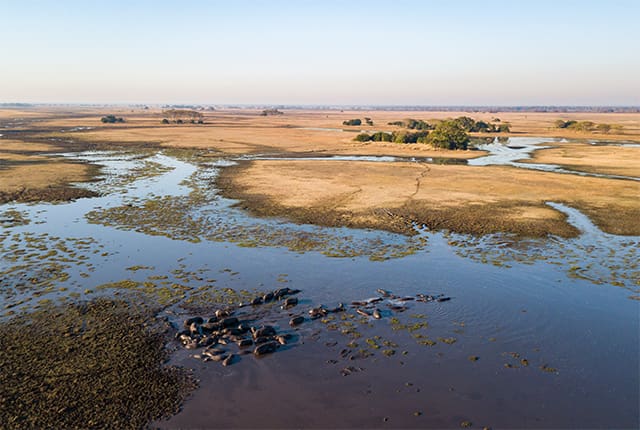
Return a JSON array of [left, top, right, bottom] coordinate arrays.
[[101, 115, 124, 123], [354, 133, 372, 142], [161, 118, 169, 124], [343, 118, 362, 126]]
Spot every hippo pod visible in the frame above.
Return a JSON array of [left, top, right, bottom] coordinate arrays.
[[242, 287, 302, 307]]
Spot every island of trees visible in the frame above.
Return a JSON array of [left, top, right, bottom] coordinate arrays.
[[353, 116, 513, 149], [355, 120, 470, 149]]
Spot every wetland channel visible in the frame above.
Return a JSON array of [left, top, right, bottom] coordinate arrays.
[[0, 137, 638, 429]]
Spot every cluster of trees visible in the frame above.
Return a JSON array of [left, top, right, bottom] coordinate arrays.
[[427, 120, 470, 149], [387, 118, 432, 130], [354, 130, 429, 143], [260, 108, 283, 116], [388, 116, 509, 133], [450, 116, 510, 133], [342, 117, 374, 126], [162, 109, 204, 124], [355, 121, 470, 149], [101, 115, 124, 123], [554, 120, 621, 134]]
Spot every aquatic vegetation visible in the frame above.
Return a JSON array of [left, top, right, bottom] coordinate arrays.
[[85, 160, 429, 261], [0, 298, 195, 429], [0, 208, 30, 228], [0, 232, 107, 305], [449, 228, 640, 296]]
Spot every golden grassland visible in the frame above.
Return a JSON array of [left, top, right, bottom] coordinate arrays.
[[1, 107, 639, 236], [220, 160, 640, 237], [526, 141, 640, 178]]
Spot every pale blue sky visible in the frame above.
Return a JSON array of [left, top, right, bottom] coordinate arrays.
[[1, 0, 638, 105]]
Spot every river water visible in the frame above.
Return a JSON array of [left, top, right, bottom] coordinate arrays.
[[0, 138, 638, 428]]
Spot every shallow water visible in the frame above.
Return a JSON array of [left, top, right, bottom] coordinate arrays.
[[0, 147, 638, 428], [469, 137, 640, 181]]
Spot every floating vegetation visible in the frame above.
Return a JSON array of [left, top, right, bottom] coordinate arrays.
[[85, 161, 429, 261], [448, 228, 640, 296], [0, 232, 108, 305], [0, 298, 195, 429], [0, 208, 30, 228]]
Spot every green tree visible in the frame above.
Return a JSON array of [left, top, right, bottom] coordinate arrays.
[[342, 118, 362, 126], [370, 131, 392, 142], [354, 133, 372, 142], [452, 116, 476, 132], [427, 120, 469, 150]]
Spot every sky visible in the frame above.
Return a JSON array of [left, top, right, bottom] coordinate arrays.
[[1, 0, 639, 105]]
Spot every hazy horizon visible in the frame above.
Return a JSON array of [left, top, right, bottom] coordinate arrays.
[[2, 0, 639, 105]]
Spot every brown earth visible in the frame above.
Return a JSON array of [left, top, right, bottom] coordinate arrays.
[[219, 160, 640, 237]]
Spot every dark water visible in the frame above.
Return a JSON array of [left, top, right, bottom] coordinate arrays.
[[0, 144, 638, 429]]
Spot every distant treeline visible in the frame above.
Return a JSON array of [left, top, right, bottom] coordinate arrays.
[[554, 120, 622, 133]]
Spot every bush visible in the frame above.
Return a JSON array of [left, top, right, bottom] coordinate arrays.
[[497, 123, 511, 132], [101, 115, 124, 123], [354, 133, 372, 142], [161, 118, 170, 124], [260, 109, 283, 116], [387, 119, 431, 130], [342, 118, 362, 126], [427, 121, 469, 150], [370, 131, 393, 142]]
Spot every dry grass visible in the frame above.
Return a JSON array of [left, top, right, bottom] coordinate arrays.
[[222, 160, 640, 237], [525, 141, 640, 178], [0, 139, 93, 202]]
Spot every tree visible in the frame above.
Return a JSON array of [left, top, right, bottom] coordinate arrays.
[[427, 120, 469, 150], [370, 131, 392, 142], [342, 119, 362, 126], [161, 118, 170, 124], [354, 133, 372, 142], [452, 116, 476, 132]]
